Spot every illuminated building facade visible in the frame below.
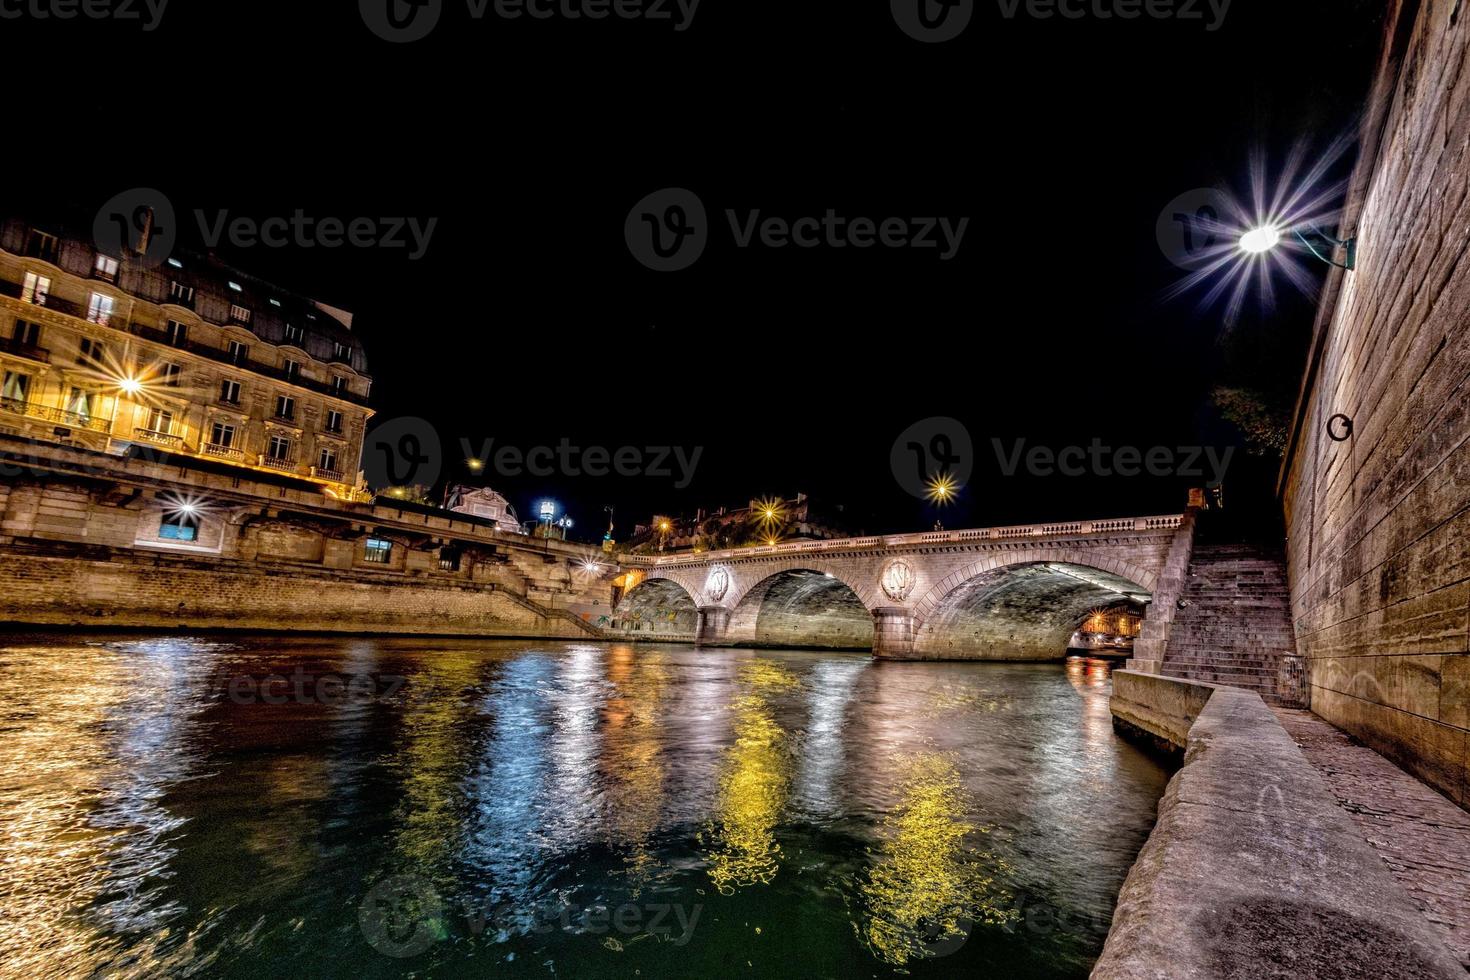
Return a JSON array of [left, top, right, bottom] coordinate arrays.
[[0, 213, 373, 498]]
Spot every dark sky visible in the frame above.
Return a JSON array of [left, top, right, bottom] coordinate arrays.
[[18, 0, 1387, 537]]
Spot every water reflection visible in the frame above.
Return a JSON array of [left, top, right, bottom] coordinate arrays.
[[0, 636, 1170, 979], [701, 659, 801, 895]]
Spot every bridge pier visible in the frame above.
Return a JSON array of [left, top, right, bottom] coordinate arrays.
[[871, 607, 916, 659], [696, 606, 731, 647]]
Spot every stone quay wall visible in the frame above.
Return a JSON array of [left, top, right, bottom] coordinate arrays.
[[0, 439, 616, 637], [1280, 0, 1470, 807], [1097, 671, 1463, 979]]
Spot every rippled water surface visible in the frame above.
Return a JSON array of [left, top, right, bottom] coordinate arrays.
[[0, 635, 1170, 979]]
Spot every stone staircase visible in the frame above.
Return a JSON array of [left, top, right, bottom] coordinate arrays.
[[1158, 542, 1304, 707]]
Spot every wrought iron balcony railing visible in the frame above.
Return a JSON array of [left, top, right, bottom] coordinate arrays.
[[0, 335, 49, 363], [133, 427, 185, 449], [202, 442, 245, 461], [0, 397, 111, 432], [259, 454, 298, 471]]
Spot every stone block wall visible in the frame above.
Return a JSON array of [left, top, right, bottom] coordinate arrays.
[[1281, 0, 1470, 806]]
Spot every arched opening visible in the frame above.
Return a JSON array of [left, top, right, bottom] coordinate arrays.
[[727, 569, 874, 651], [1067, 601, 1146, 656], [613, 578, 698, 637], [914, 562, 1152, 661]]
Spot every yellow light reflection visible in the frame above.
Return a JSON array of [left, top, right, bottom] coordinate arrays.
[[857, 753, 1018, 967], [701, 659, 800, 895]]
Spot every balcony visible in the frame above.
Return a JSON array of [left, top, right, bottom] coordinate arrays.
[[311, 465, 345, 482], [0, 336, 49, 364], [258, 453, 298, 472], [202, 442, 244, 462], [0, 397, 111, 432], [133, 427, 185, 450]]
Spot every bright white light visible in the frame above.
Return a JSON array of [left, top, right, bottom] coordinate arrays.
[[118, 377, 144, 395], [178, 503, 198, 516], [1240, 225, 1282, 254]]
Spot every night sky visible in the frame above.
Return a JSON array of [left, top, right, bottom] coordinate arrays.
[[17, 0, 1387, 537]]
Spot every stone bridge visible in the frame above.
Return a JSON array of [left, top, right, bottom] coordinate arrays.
[[611, 512, 1198, 661]]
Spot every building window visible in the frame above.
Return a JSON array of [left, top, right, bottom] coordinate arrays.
[[161, 363, 182, 388], [24, 229, 59, 263], [86, 292, 115, 326], [144, 407, 174, 434], [228, 304, 252, 325], [21, 273, 50, 306], [333, 342, 352, 364], [2, 371, 30, 405], [168, 280, 195, 306], [438, 547, 462, 572], [364, 538, 392, 564], [317, 447, 338, 473], [283, 323, 305, 346], [274, 395, 295, 420], [159, 512, 198, 542], [13, 320, 41, 348], [78, 338, 105, 365], [165, 320, 189, 346], [267, 434, 292, 461], [94, 254, 119, 282], [283, 359, 301, 383], [331, 375, 346, 396], [219, 379, 241, 404], [227, 340, 250, 365], [65, 387, 95, 423], [324, 410, 343, 433], [210, 422, 236, 448]]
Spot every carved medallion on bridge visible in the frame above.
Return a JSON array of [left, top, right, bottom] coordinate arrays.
[[704, 566, 730, 603], [881, 559, 916, 602]]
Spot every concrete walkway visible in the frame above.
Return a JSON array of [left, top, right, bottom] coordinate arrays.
[[1274, 709, 1470, 970]]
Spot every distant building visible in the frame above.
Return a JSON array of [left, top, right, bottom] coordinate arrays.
[[445, 485, 522, 533], [0, 209, 373, 498], [628, 493, 859, 553]]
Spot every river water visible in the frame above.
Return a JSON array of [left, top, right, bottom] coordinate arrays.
[[0, 635, 1170, 979]]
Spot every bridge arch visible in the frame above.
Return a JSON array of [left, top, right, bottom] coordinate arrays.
[[724, 558, 880, 613], [724, 566, 875, 651], [613, 574, 699, 638], [910, 552, 1156, 661]]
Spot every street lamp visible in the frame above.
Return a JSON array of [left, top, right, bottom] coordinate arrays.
[[1240, 223, 1355, 269]]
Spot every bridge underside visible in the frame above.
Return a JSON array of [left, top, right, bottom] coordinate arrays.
[[726, 570, 874, 651], [911, 562, 1152, 661], [613, 578, 698, 637]]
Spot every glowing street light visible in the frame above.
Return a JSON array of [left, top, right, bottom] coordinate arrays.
[[925, 472, 959, 504], [1239, 225, 1281, 254]]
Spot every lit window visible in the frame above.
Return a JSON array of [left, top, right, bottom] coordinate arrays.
[[167, 257, 183, 269], [229, 304, 251, 324], [269, 298, 282, 307], [65, 387, 94, 422], [94, 254, 119, 282], [317, 447, 338, 472], [228, 281, 243, 292], [21, 273, 50, 305], [145, 408, 174, 434], [2, 371, 30, 404], [86, 292, 115, 325], [159, 513, 199, 542], [439, 547, 461, 572], [364, 538, 392, 563], [267, 434, 292, 460]]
